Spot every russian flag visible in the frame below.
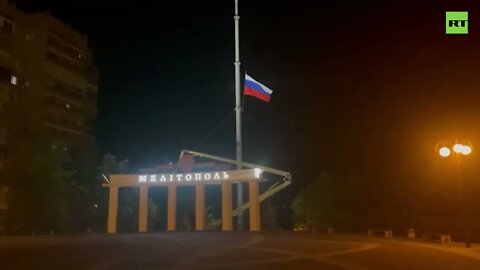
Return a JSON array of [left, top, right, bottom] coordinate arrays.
[[244, 74, 273, 102]]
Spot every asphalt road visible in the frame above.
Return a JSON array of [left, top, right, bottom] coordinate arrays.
[[1, 232, 479, 269]]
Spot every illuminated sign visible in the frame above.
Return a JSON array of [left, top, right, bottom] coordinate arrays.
[[138, 171, 231, 183], [108, 169, 263, 187]]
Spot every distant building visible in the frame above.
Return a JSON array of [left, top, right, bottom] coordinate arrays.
[[0, 0, 97, 147], [0, 0, 98, 234]]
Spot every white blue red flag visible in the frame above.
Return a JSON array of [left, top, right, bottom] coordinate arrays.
[[244, 74, 273, 102]]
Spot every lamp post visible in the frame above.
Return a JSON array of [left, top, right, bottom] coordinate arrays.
[[436, 140, 473, 248]]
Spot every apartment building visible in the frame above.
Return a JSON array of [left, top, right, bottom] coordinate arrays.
[[0, 0, 98, 233]]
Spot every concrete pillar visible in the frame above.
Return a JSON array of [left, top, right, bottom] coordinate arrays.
[[138, 184, 148, 233], [167, 184, 177, 231], [249, 181, 261, 232], [195, 183, 205, 231], [107, 185, 119, 234], [221, 182, 233, 231]]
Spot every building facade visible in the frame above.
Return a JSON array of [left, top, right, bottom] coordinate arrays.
[[25, 12, 98, 141], [0, 1, 25, 233], [0, 0, 97, 145], [0, 0, 98, 234], [0, 0, 24, 171]]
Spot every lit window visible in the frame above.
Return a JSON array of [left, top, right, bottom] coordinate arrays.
[[10, 75, 17, 85], [66, 103, 71, 109]]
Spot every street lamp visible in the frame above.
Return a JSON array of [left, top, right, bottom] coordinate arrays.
[[438, 146, 451, 158], [435, 140, 473, 248], [437, 142, 472, 158], [460, 145, 472, 155]]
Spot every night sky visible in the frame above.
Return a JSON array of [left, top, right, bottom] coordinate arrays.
[[11, 0, 480, 201]]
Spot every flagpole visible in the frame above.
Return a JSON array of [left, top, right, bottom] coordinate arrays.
[[234, 0, 243, 230]]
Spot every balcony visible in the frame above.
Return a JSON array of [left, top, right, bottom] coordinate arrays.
[[43, 116, 85, 136], [87, 66, 98, 85], [0, 36, 13, 54], [46, 88, 84, 107], [44, 60, 90, 92], [43, 122, 83, 136], [45, 48, 88, 75], [44, 98, 84, 119]]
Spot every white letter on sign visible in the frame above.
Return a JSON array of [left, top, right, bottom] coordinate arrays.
[[214, 172, 220, 180], [195, 173, 202, 181], [150, 175, 157, 182], [139, 175, 147, 182], [176, 174, 183, 181], [223, 172, 229, 179], [204, 173, 211, 180], [254, 168, 263, 178], [159, 175, 167, 182], [185, 174, 192, 181], [169, 175, 174, 182]]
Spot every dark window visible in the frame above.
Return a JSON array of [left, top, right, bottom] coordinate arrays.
[[1, 16, 14, 34], [9, 89, 17, 101], [3, 20, 13, 33], [0, 66, 12, 82]]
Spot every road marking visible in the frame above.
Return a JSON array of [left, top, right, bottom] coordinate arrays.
[[199, 255, 304, 268], [200, 238, 379, 269], [365, 236, 480, 262], [321, 243, 379, 257], [177, 233, 266, 269], [398, 241, 480, 261], [248, 241, 378, 270]]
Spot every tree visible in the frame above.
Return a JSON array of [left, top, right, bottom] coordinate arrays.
[[94, 153, 159, 232], [292, 172, 334, 230], [97, 153, 129, 179], [261, 200, 277, 230], [3, 135, 76, 234], [147, 198, 158, 230], [205, 205, 220, 230], [93, 153, 129, 232], [67, 136, 98, 233]]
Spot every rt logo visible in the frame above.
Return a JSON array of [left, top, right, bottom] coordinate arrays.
[[446, 11, 468, 34]]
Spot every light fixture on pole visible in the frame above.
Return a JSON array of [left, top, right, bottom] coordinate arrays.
[[435, 139, 473, 248]]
